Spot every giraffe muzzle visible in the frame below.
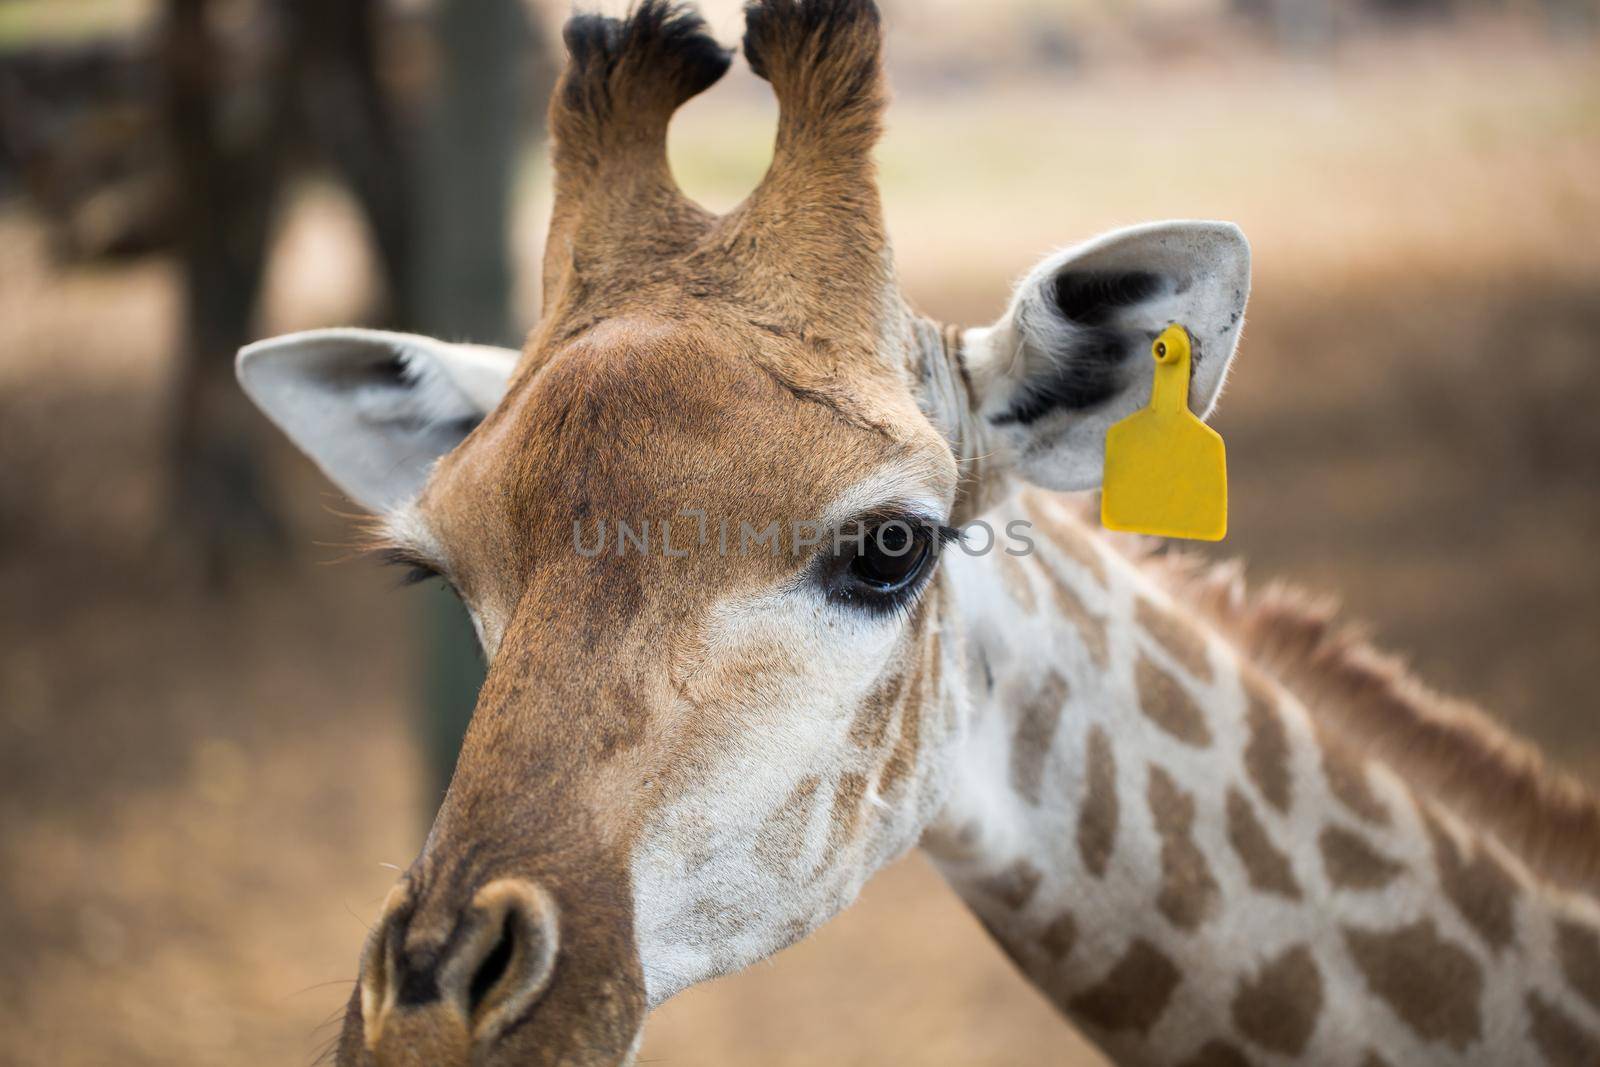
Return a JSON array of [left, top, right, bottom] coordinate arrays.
[[355, 878, 561, 1065], [339, 863, 647, 1067]]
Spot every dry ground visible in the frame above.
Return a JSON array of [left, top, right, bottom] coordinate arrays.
[[2, 26, 1598, 1067]]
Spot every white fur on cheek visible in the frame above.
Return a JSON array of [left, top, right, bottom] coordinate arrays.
[[628, 579, 951, 1007]]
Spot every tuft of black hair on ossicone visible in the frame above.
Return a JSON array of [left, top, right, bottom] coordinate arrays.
[[562, 1, 734, 116]]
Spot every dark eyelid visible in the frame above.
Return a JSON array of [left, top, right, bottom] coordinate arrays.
[[810, 510, 952, 617], [834, 508, 951, 539], [375, 547, 445, 587], [802, 511, 949, 571]]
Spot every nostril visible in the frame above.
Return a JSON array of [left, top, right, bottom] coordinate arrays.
[[468, 910, 516, 1014], [357, 877, 559, 1052], [444, 879, 560, 1047]]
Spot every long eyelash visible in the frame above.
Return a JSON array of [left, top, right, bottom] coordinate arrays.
[[373, 547, 443, 587], [841, 514, 960, 545], [822, 518, 954, 619], [834, 568, 936, 621]]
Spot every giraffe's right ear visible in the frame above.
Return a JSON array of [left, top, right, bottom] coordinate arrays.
[[236, 328, 518, 511], [961, 220, 1250, 494]]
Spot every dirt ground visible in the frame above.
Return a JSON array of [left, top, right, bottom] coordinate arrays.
[[2, 24, 1598, 1067]]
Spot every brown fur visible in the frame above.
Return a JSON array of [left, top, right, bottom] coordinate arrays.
[[1136, 595, 1215, 682], [1240, 667, 1293, 813], [1040, 911, 1079, 961], [1147, 551, 1600, 899], [1557, 919, 1600, 1013], [1148, 764, 1220, 931], [1077, 724, 1119, 879], [1527, 989, 1600, 1066], [1421, 801, 1521, 952], [1028, 493, 1109, 586], [980, 859, 1046, 911], [1224, 787, 1302, 900], [1010, 670, 1069, 805], [1342, 919, 1485, 1049], [1177, 1041, 1256, 1067], [1320, 825, 1406, 891], [1136, 652, 1213, 748], [1230, 944, 1323, 1057], [1048, 576, 1109, 668], [1068, 938, 1185, 1038]]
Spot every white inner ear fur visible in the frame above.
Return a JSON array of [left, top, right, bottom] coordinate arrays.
[[962, 219, 1251, 493], [236, 327, 519, 512]]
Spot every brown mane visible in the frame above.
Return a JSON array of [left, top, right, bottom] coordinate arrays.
[[1144, 549, 1600, 900]]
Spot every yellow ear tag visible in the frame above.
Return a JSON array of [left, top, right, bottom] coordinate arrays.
[[1101, 324, 1227, 542]]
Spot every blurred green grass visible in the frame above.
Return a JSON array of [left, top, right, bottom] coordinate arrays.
[[0, 0, 150, 47]]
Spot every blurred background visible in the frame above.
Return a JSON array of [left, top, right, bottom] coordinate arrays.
[[1, 0, 1597, 1063]]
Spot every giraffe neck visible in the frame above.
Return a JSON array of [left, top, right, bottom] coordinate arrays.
[[924, 490, 1600, 1066]]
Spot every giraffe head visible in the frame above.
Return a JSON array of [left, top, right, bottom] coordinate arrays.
[[238, 2, 1249, 1063]]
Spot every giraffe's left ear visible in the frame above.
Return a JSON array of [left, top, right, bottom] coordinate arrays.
[[237, 328, 519, 512], [962, 220, 1250, 492]]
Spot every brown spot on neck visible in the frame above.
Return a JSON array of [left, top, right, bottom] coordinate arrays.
[[980, 858, 1044, 911], [1421, 802, 1520, 953], [1241, 668, 1292, 814], [1010, 671, 1069, 806], [1343, 919, 1484, 1051], [1137, 595, 1214, 682], [1068, 938, 1183, 1038], [1317, 727, 1391, 826], [1177, 1041, 1256, 1067], [1149, 764, 1219, 930], [1077, 725, 1118, 879], [1029, 497, 1108, 587], [1040, 911, 1078, 961], [1556, 919, 1600, 1015], [1231, 943, 1323, 1056], [1527, 989, 1600, 1067], [1137, 653, 1213, 747], [1225, 788, 1301, 899], [998, 551, 1037, 614], [1319, 825, 1405, 891], [1050, 579, 1108, 669]]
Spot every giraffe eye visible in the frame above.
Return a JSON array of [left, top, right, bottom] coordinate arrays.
[[849, 522, 932, 592], [817, 517, 956, 615], [376, 547, 446, 588]]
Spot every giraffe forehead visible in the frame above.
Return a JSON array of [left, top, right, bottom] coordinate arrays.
[[418, 322, 954, 608], [449, 325, 927, 510]]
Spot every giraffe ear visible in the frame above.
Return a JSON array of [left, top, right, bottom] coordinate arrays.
[[963, 221, 1250, 492], [236, 328, 518, 511]]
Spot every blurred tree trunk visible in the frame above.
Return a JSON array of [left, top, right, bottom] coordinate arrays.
[[416, 0, 540, 343], [413, 0, 554, 806], [286, 0, 417, 326], [1233, 0, 1335, 51], [162, 0, 415, 581], [162, 0, 554, 802], [1271, 0, 1334, 52], [162, 0, 289, 581]]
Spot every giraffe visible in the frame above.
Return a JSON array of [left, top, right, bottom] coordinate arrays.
[[234, 2, 1600, 1064]]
